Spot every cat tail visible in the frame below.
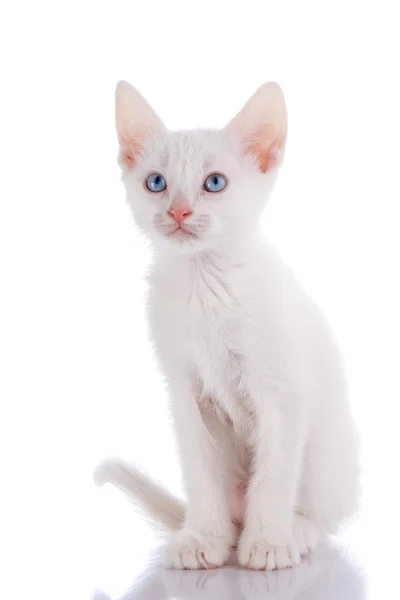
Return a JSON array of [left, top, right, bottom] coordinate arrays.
[[94, 459, 185, 533]]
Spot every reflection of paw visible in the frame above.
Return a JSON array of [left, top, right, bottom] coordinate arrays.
[[239, 567, 298, 596], [293, 515, 321, 556], [163, 529, 232, 569], [238, 529, 300, 570], [239, 558, 320, 599], [161, 567, 238, 599]]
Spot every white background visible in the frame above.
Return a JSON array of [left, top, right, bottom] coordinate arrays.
[[1, 2, 399, 599]]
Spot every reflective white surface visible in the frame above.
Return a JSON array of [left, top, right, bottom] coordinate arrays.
[[109, 543, 365, 600], [95, 540, 366, 600]]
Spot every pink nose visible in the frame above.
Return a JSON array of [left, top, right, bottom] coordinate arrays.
[[168, 207, 192, 224]]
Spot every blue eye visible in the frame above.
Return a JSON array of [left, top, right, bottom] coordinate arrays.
[[204, 173, 227, 193], [146, 173, 167, 193]]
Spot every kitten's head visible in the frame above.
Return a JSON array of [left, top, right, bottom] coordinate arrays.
[[116, 81, 287, 254]]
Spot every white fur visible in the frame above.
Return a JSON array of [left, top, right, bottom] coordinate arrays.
[[97, 81, 360, 570]]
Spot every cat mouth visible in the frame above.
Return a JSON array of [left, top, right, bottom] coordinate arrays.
[[167, 226, 199, 240]]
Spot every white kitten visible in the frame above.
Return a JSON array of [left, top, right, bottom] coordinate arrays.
[[96, 81, 360, 571]]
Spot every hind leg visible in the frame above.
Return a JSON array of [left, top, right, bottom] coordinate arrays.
[[292, 513, 321, 557], [296, 405, 360, 546]]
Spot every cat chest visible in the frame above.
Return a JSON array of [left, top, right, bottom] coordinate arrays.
[[189, 319, 245, 421], [190, 317, 240, 383], [170, 294, 245, 407], [151, 268, 248, 417]]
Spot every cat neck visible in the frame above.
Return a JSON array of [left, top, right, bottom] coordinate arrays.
[[153, 226, 264, 275]]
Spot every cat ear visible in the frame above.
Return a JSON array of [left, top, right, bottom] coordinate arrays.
[[115, 81, 166, 169], [224, 82, 287, 173]]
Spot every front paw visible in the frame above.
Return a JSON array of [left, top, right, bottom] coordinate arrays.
[[238, 529, 301, 571], [163, 528, 233, 570]]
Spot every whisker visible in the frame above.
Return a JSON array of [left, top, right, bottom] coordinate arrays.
[[134, 224, 158, 239]]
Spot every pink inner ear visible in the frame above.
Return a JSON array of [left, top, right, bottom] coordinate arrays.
[[118, 134, 143, 169], [245, 124, 285, 173], [247, 141, 277, 173]]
